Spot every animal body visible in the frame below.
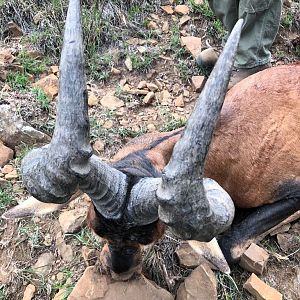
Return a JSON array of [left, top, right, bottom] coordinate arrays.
[[107, 63, 300, 264]]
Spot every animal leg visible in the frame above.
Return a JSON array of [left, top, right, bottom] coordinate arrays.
[[218, 182, 300, 264]]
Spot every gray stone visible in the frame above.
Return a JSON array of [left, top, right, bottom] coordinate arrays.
[[32, 252, 55, 276], [0, 104, 50, 148]]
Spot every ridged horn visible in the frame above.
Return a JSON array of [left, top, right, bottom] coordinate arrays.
[[150, 20, 243, 239], [19, 0, 128, 220]]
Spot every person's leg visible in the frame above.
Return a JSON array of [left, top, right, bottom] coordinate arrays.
[[208, 0, 239, 32], [235, 0, 282, 68], [200, 0, 282, 88], [196, 1, 238, 67], [228, 0, 282, 88]]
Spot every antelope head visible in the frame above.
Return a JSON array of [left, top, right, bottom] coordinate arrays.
[[4, 0, 243, 279]]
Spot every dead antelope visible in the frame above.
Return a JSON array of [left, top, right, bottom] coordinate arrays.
[[3, 0, 300, 280]]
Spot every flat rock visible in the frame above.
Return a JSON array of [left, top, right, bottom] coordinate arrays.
[[180, 36, 202, 58], [174, 94, 184, 107], [148, 21, 158, 30], [0, 69, 8, 81], [154, 79, 163, 90], [88, 93, 98, 106], [175, 5, 190, 15], [127, 89, 149, 95], [159, 90, 172, 104], [68, 266, 173, 300], [176, 264, 217, 300], [4, 169, 18, 180], [176, 242, 208, 268], [49, 65, 59, 74], [277, 233, 299, 253], [53, 289, 66, 300], [26, 49, 42, 59], [147, 124, 156, 132], [59, 209, 86, 234], [56, 232, 73, 262], [33, 74, 59, 99], [243, 273, 282, 300], [93, 140, 105, 153], [146, 69, 157, 80], [2, 196, 65, 219], [0, 49, 15, 64], [191, 75, 205, 92], [111, 67, 121, 75], [125, 57, 133, 71], [100, 94, 124, 110], [161, 5, 174, 14], [137, 80, 147, 89], [137, 46, 147, 54], [188, 239, 230, 273], [147, 83, 159, 91], [239, 243, 269, 275], [32, 252, 55, 276], [162, 21, 170, 33], [23, 284, 36, 300], [143, 91, 155, 105], [179, 15, 191, 26], [172, 84, 181, 95], [183, 90, 190, 98], [0, 142, 14, 167], [103, 120, 113, 129]]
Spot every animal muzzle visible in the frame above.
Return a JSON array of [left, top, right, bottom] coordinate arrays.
[[100, 242, 142, 280]]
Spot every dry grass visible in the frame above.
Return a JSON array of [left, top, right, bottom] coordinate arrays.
[[142, 232, 192, 294], [0, 0, 162, 59]]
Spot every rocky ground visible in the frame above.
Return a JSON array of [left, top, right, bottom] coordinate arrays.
[[0, 0, 299, 299]]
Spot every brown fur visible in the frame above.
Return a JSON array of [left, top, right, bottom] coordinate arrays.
[[113, 65, 300, 208], [112, 129, 182, 171], [88, 65, 299, 274]]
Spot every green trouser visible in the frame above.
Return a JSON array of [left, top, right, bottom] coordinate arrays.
[[208, 0, 282, 68]]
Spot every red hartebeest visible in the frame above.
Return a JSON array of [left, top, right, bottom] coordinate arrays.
[[3, 0, 299, 279]]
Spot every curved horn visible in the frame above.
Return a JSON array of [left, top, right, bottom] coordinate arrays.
[[156, 19, 244, 240], [21, 0, 127, 220], [125, 20, 243, 235]]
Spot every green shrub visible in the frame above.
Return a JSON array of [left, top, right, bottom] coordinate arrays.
[[0, 184, 14, 210], [7, 72, 29, 90], [32, 87, 50, 110], [18, 50, 47, 75]]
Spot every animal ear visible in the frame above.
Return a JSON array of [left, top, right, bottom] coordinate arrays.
[[2, 196, 66, 219], [188, 238, 231, 274]]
